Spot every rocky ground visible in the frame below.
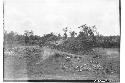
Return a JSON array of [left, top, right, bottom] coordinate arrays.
[[4, 46, 120, 82]]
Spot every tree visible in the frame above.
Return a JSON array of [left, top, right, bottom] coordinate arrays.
[[24, 30, 34, 45], [24, 30, 34, 37], [76, 24, 97, 50], [39, 32, 59, 46], [69, 31, 77, 38], [6, 31, 15, 44], [77, 24, 97, 42], [58, 33, 61, 38], [63, 27, 68, 39], [61, 24, 99, 53], [78, 24, 95, 37]]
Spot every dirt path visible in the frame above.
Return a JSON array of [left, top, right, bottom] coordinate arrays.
[[41, 46, 87, 61]]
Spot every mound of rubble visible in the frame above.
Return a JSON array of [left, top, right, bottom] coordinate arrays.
[[35, 52, 105, 79], [59, 53, 103, 73]]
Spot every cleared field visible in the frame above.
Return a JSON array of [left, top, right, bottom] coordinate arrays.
[[4, 46, 120, 82]]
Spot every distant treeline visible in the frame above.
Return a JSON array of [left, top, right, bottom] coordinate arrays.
[[4, 24, 120, 50]]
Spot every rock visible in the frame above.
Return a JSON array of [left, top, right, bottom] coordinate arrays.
[[92, 64, 103, 70]]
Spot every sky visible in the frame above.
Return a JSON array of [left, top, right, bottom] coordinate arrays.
[[4, 0, 120, 36]]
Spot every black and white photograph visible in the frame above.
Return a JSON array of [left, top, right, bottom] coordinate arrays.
[[3, 0, 120, 82]]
